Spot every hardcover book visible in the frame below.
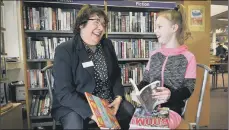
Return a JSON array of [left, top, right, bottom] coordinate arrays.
[[129, 78, 170, 129], [84, 92, 121, 129]]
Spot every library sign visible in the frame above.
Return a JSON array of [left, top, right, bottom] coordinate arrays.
[[135, 2, 150, 7], [73, 1, 176, 9]]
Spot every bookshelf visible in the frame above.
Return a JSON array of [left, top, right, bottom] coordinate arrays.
[[20, 0, 176, 128]]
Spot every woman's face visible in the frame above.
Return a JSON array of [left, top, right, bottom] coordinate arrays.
[[80, 14, 106, 46]]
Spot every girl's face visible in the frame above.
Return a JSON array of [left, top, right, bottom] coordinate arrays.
[[155, 16, 178, 45]]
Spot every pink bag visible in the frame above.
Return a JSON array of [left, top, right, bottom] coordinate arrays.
[[168, 110, 182, 129]]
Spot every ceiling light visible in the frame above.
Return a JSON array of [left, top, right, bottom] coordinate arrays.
[[217, 18, 228, 21]]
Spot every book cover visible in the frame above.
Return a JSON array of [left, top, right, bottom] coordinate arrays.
[[130, 107, 170, 129], [84, 92, 121, 129]]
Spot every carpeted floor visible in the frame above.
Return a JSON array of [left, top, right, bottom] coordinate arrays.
[[208, 73, 228, 129], [208, 89, 228, 129]]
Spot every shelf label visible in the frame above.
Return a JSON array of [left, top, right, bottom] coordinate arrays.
[[136, 2, 150, 7]]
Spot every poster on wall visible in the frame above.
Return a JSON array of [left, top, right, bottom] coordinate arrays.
[[188, 5, 205, 32]]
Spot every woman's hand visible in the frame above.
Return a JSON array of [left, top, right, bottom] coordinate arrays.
[[152, 87, 171, 104], [108, 97, 122, 115]]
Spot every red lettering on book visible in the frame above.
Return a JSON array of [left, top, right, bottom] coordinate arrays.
[[136, 118, 145, 125], [131, 117, 169, 127]]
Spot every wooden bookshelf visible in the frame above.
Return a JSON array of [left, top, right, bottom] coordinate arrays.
[[20, 0, 176, 128]]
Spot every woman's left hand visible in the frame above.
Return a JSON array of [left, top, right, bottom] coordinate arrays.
[[152, 87, 171, 103], [108, 97, 122, 115]]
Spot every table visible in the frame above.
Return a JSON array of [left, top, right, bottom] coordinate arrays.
[[176, 119, 189, 129], [210, 62, 228, 91], [0, 102, 13, 113], [0, 103, 23, 129]]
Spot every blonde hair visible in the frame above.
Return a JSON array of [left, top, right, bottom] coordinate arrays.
[[157, 4, 191, 44]]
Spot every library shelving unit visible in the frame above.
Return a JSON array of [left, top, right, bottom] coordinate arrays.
[[20, 0, 176, 128]]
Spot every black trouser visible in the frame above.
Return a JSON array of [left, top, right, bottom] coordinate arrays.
[[60, 100, 135, 130]]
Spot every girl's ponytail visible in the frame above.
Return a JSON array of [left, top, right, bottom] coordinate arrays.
[[177, 4, 192, 42]]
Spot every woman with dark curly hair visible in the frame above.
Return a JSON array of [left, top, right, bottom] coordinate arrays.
[[51, 4, 135, 130]]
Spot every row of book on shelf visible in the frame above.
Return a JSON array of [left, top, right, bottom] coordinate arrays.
[[120, 63, 146, 85], [26, 37, 71, 60], [23, 6, 158, 33], [27, 69, 53, 89], [23, 7, 78, 31], [26, 37, 160, 60], [30, 93, 50, 117], [107, 11, 158, 33], [112, 39, 160, 59]]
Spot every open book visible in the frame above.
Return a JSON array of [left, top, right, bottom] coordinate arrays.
[[84, 92, 121, 129], [129, 78, 161, 113]]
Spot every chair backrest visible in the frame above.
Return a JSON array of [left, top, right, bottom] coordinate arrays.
[[41, 64, 54, 109], [181, 63, 212, 129]]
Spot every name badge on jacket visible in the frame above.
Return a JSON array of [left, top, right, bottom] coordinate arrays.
[[82, 61, 94, 68]]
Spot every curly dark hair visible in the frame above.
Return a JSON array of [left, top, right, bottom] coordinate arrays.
[[73, 4, 108, 35]]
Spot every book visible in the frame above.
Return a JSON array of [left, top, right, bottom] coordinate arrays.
[[129, 79, 171, 129], [84, 92, 121, 129], [129, 78, 162, 113], [130, 107, 170, 129]]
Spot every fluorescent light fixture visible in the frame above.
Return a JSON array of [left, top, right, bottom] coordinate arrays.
[[217, 18, 228, 21], [211, 5, 228, 16]]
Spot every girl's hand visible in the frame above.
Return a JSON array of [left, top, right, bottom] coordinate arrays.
[[152, 87, 171, 103], [108, 97, 122, 115]]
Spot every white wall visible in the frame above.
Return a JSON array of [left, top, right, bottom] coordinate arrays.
[[4, 1, 24, 82], [4, 1, 20, 58]]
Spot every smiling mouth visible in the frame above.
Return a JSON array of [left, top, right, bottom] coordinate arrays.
[[93, 32, 102, 37]]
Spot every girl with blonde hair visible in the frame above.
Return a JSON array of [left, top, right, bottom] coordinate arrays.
[[137, 4, 196, 129]]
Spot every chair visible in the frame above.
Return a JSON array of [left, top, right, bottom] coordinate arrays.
[[211, 54, 227, 91], [41, 64, 98, 129], [181, 63, 213, 129], [41, 64, 58, 129]]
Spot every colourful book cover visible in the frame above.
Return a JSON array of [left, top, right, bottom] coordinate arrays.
[[130, 107, 170, 129], [85, 92, 121, 129]]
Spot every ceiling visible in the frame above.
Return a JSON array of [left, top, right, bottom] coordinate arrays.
[[211, 10, 227, 31], [211, 0, 227, 5], [211, 1, 228, 31]]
